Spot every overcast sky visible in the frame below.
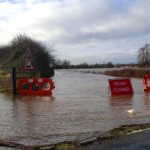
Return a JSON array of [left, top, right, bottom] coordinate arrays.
[[0, 0, 150, 64]]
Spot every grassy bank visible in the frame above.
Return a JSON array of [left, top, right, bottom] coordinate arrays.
[[104, 68, 150, 78], [55, 123, 150, 150]]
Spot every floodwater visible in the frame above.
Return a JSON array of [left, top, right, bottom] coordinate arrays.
[[0, 69, 150, 146]]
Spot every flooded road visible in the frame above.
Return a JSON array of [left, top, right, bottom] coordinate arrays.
[[0, 69, 150, 145]]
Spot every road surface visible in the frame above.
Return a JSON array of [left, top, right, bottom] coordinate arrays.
[[78, 129, 150, 150]]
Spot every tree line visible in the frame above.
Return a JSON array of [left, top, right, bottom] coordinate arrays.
[[54, 59, 137, 69], [54, 59, 114, 69]]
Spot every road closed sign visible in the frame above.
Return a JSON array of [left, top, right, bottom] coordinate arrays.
[[108, 78, 133, 95]]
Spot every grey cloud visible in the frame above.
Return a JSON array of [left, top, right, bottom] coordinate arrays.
[[1, 0, 150, 64], [33, 0, 150, 46]]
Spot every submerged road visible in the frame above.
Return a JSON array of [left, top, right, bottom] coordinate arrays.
[[78, 129, 150, 150]]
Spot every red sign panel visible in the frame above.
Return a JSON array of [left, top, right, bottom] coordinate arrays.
[[108, 78, 133, 95], [143, 74, 150, 92]]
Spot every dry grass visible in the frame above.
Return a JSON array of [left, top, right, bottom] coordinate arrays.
[[104, 68, 150, 78]]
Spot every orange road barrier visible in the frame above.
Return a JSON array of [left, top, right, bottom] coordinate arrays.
[[143, 74, 150, 92], [18, 78, 55, 95]]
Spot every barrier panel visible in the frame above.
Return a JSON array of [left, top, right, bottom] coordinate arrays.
[[18, 78, 55, 96], [143, 74, 150, 92], [108, 78, 133, 95]]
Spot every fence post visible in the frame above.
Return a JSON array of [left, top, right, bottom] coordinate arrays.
[[12, 67, 17, 94]]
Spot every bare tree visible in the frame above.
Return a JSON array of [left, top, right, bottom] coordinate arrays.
[[138, 44, 150, 67], [62, 59, 71, 69]]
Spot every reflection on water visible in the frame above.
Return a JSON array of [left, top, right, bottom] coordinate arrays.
[[110, 95, 133, 106], [0, 70, 150, 145]]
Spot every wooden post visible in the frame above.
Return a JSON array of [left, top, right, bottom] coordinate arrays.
[[12, 67, 17, 94]]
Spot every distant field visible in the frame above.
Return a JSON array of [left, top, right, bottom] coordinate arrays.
[[0, 70, 10, 78], [70, 68, 150, 78], [104, 68, 150, 78]]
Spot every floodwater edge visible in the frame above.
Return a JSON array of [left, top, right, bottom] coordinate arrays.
[[0, 123, 150, 150]]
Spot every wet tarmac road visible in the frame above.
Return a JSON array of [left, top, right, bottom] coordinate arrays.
[[79, 129, 150, 150]]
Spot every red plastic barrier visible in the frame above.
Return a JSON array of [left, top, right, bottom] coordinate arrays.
[[143, 74, 150, 92], [18, 78, 55, 95], [109, 78, 133, 95]]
